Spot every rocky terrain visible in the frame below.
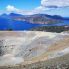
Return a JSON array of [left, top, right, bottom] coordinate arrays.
[[0, 31, 69, 69]]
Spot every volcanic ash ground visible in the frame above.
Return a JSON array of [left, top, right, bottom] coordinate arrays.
[[0, 31, 69, 66]]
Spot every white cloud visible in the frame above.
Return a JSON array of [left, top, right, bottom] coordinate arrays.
[[6, 5, 31, 15], [41, 0, 69, 7], [6, 5, 51, 15], [6, 5, 17, 12], [6, 5, 47, 15], [34, 6, 48, 12], [6, 0, 69, 15]]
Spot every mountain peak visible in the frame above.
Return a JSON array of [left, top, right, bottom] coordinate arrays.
[[9, 13, 23, 16]]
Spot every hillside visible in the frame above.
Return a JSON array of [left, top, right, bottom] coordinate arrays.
[[9, 13, 69, 24], [1, 13, 69, 25], [31, 26, 69, 33], [16, 14, 63, 24], [0, 31, 69, 69]]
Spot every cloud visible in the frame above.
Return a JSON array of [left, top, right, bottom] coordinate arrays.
[[6, 5, 31, 15], [6, 0, 69, 15], [6, 5, 47, 15], [6, 5, 17, 12], [41, 0, 69, 7], [6, 5, 51, 15]]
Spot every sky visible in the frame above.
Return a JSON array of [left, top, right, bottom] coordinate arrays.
[[0, 0, 40, 10], [0, 0, 69, 17]]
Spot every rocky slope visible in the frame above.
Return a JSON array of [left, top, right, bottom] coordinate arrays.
[[0, 31, 69, 67]]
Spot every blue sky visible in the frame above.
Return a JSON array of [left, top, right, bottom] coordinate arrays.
[[0, 0, 40, 10], [0, 0, 69, 17]]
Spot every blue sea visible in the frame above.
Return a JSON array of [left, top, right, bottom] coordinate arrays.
[[0, 17, 69, 30]]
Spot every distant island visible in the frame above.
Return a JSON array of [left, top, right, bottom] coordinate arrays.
[[0, 13, 69, 31]]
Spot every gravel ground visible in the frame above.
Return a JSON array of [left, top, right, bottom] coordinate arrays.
[[0, 53, 69, 69]]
